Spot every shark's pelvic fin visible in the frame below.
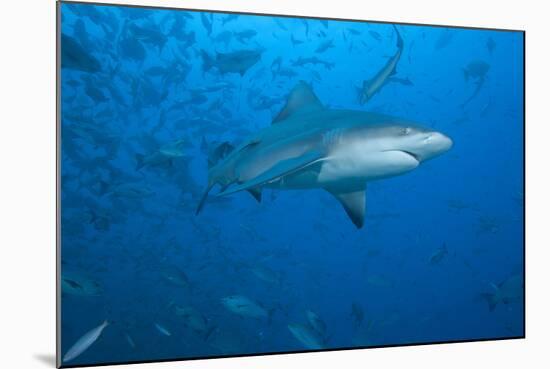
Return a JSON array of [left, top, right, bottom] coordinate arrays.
[[272, 81, 324, 124], [326, 186, 366, 229], [217, 150, 324, 197], [247, 188, 262, 203]]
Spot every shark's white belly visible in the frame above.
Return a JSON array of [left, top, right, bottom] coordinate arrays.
[[319, 150, 419, 182], [272, 149, 419, 190]]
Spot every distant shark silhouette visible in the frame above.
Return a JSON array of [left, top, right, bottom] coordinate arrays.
[[196, 81, 452, 228]]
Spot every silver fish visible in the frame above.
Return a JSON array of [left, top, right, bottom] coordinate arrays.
[[63, 321, 109, 363]]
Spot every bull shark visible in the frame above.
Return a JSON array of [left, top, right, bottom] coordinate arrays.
[[196, 81, 452, 228], [358, 25, 404, 105]]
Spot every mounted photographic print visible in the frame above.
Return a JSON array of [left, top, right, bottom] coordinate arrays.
[[57, 1, 525, 367]]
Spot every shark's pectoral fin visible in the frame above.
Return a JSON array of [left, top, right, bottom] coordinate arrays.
[[247, 188, 262, 203], [217, 150, 325, 197], [325, 185, 366, 229]]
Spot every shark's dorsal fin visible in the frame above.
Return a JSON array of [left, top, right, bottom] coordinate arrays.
[[272, 81, 323, 124], [325, 185, 366, 229]]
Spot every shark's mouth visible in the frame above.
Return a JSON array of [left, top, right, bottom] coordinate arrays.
[[400, 150, 420, 162], [384, 150, 420, 162]]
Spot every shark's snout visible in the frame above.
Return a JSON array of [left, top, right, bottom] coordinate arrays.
[[428, 132, 452, 150], [419, 132, 453, 161]]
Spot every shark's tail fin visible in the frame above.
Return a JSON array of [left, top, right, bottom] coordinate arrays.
[[196, 141, 236, 214], [196, 183, 214, 215], [393, 25, 403, 50]]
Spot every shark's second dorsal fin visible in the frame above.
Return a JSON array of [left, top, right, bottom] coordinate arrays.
[[272, 81, 323, 124], [208, 141, 235, 168]]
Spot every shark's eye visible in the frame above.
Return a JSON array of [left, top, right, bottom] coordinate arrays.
[[400, 127, 411, 135]]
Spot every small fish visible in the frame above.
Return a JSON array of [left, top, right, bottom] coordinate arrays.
[[476, 216, 499, 235], [235, 29, 257, 43], [480, 274, 523, 311], [271, 56, 283, 71], [134, 151, 173, 171], [315, 39, 334, 53], [174, 306, 209, 334], [292, 56, 334, 69], [201, 13, 213, 35], [154, 323, 172, 336], [350, 302, 364, 325], [291, 34, 304, 46], [288, 323, 325, 349], [124, 333, 136, 349], [463, 60, 490, 82], [201, 49, 263, 76], [162, 267, 190, 288], [388, 76, 413, 86], [221, 295, 269, 319], [435, 29, 453, 50], [222, 14, 239, 25], [369, 30, 381, 41], [63, 321, 109, 363], [61, 272, 102, 296], [273, 66, 298, 80], [429, 244, 448, 265], [61, 33, 101, 73], [214, 30, 233, 46], [159, 139, 190, 157], [461, 60, 490, 107], [118, 37, 146, 62], [274, 18, 288, 31], [250, 265, 282, 285], [128, 23, 167, 51], [306, 310, 326, 336], [85, 84, 108, 103], [486, 37, 496, 55], [301, 19, 310, 37], [111, 183, 154, 198]]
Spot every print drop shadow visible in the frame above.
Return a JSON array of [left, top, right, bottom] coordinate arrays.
[[33, 353, 56, 367]]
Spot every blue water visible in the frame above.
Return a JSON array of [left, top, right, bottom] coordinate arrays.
[[59, 2, 524, 366]]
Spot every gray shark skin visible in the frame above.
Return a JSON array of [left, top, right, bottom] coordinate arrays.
[[196, 81, 452, 228], [358, 25, 404, 105]]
